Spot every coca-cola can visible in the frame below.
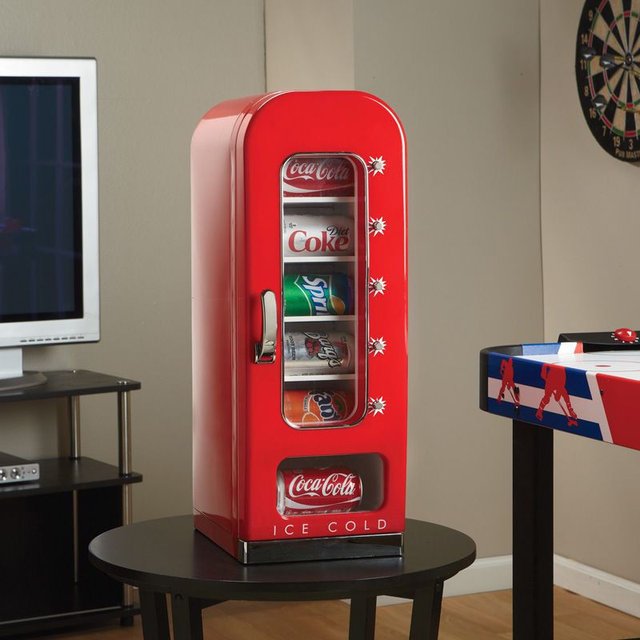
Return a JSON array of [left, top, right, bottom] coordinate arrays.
[[283, 156, 354, 198], [284, 331, 354, 375], [277, 467, 363, 516], [283, 214, 354, 257]]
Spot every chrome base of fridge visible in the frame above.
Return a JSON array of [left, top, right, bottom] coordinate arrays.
[[236, 532, 404, 565]]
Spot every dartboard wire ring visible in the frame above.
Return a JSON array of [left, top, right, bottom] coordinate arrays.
[[587, 6, 640, 136], [594, 8, 627, 55], [598, 67, 637, 128], [603, 65, 640, 129], [598, 19, 628, 114], [607, 67, 640, 118]]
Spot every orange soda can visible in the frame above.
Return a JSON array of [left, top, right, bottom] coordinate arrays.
[[284, 389, 354, 427]]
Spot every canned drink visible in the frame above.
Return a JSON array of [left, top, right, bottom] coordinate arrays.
[[283, 214, 354, 257], [284, 331, 354, 375], [282, 156, 354, 198], [284, 273, 353, 316], [283, 389, 354, 426], [277, 467, 363, 515]]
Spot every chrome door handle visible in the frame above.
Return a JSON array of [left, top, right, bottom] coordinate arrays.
[[254, 290, 277, 364]]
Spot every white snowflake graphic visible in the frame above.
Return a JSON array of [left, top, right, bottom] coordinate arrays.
[[369, 277, 387, 296], [368, 396, 386, 416], [368, 156, 386, 176], [368, 337, 387, 356], [369, 217, 387, 236]]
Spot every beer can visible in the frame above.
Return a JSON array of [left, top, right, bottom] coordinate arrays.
[[284, 331, 354, 375], [283, 389, 354, 426], [283, 214, 354, 257], [282, 156, 354, 198], [277, 467, 363, 516], [284, 273, 353, 316]]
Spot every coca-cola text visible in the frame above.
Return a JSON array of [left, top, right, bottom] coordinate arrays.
[[278, 467, 363, 516], [282, 155, 355, 197], [285, 158, 352, 184], [288, 472, 357, 499]]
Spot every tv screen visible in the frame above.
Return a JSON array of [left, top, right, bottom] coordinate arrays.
[[0, 76, 82, 322], [0, 58, 98, 351]]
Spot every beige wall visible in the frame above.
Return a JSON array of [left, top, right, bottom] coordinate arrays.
[[266, 0, 354, 90], [0, 0, 265, 522], [352, 0, 543, 557], [541, 0, 640, 583]]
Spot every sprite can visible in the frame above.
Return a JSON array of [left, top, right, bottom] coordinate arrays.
[[284, 273, 353, 316]]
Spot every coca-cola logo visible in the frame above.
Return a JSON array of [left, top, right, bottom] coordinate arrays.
[[304, 332, 344, 368], [285, 158, 353, 184], [288, 472, 357, 499]]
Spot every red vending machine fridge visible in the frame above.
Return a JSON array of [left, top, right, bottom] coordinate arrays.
[[191, 91, 407, 564]]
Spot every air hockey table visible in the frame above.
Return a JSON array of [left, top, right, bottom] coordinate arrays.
[[480, 328, 640, 640]]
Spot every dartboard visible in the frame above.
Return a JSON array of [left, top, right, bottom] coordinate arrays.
[[576, 0, 640, 161]]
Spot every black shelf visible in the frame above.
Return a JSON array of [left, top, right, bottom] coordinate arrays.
[[0, 369, 140, 403], [0, 370, 142, 636], [0, 457, 142, 498]]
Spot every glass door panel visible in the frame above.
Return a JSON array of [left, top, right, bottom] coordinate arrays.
[[281, 154, 368, 429]]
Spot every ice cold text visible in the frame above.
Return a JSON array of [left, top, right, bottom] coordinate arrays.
[[272, 518, 388, 538]]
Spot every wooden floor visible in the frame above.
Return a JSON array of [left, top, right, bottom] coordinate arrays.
[[30, 587, 640, 639]]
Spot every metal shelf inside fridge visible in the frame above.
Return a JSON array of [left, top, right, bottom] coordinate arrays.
[[284, 315, 355, 323], [283, 256, 355, 264], [284, 374, 356, 383], [283, 196, 354, 205]]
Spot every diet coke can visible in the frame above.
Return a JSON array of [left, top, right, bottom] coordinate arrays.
[[284, 331, 354, 375], [283, 389, 354, 426], [277, 467, 363, 515], [283, 214, 354, 257], [283, 156, 354, 198]]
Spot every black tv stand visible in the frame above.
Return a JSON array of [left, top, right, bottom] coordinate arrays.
[[0, 371, 47, 392], [0, 369, 142, 637]]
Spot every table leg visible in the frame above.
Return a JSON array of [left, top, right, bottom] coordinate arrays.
[[513, 419, 554, 640], [408, 581, 442, 640], [139, 590, 170, 640], [348, 595, 376, 640], [171, 595, 221, 640]]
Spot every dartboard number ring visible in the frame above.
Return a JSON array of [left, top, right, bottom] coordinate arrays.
[[576, 0, 640, 161]]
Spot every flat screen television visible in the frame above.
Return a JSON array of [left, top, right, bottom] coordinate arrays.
[[0, 57, 99, 389]]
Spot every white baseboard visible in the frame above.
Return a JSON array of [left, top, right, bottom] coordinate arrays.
[[377, 555, 512, 606], [443, 554, 513, 597], [554, 554, 640, 619], [377, 554, 640, 618]]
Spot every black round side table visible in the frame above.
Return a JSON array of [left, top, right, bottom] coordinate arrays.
[[89, 516, 476, 640]]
